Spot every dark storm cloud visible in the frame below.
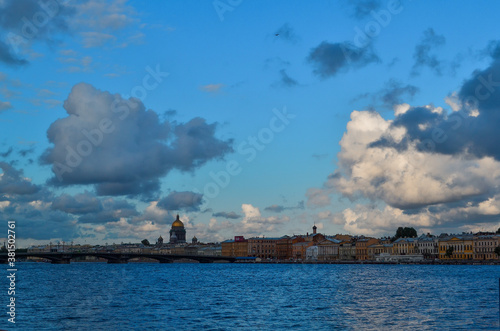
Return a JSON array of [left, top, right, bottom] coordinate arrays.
[[0, 161, 40, 195], [170, 117, 234, 171], [0, 212, 79, 241], [307, 41, 379, 79], [372, 57, 500, 161], [0, 0, 74, 65], [96, 180, 160, 200], [40, 83, 233, 198], [213, 211, 241, 219], [51, 191, 103, 214], [411, 28, 446, 76], [49, 192, 140, 224], [274, 23, 298, 43], [78, 200, 138, 224], [348, 0, 382, 19], [157, 191, 204, 212]]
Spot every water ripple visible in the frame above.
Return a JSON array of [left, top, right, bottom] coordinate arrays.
[[1, 263, 499, 330]]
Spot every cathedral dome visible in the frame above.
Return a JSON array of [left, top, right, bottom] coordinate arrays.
[[172, 214, 184, 228], [169, 214, 186, 244]]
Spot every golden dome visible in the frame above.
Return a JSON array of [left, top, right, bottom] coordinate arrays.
[[172, 214, 184, 228], [172, 220, 184, 227]]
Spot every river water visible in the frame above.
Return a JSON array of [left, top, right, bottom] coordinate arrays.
[[1, 263, 499, 330]]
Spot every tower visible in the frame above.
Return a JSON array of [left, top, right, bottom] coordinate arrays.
[[169, 214, 186, 244]]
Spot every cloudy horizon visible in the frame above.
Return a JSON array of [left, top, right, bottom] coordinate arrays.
[[1, 0, 500, 247]]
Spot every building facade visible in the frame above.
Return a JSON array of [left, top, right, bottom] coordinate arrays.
[[169, 214, 186, 244]]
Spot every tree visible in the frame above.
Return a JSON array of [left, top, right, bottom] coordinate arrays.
[[495, 246, 500, 257], [392, 227, 418, 242], [141, 239, 150, 246], [403, 227, 417, 238], [496, 228, 500, 234], [396, 227, 404, 238], [445, 246, 454, 258]]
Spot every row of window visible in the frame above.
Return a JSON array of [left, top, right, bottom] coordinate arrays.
[[476, 241, 496, 246], [475, 247, 494, 253], [440, 244, 473, 251]]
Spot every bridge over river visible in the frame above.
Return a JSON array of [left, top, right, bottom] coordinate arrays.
[[0, 252, 236, 264]]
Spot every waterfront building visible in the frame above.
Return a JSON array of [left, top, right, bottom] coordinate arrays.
[[277, 236, 305, 260], [276, 236, 291, 260], [393, 237, 417, 255], [292, 241, 314, 260], [416, 234, 439, 259], [198, 244, 222, 256], [248, 237, 281, 259], [306, 245, 319, 261], [355, 237, 379, 260], [339, 241, 356, 260], [439, 235, 474, 260], [169, 214, 186, 244], [317, 238, 341, 261], [473, 235, 500, 260], [367, 243, 394, 260], [221, 236, 249, 257], [27, 245, 50, 253], [221, 239, 234, 256], [155, 235, 164, 247], [157, 246, 171, 254], [334, 234, 353, 242], [304, 232, 326, 243], [184, 245, 199, 255]]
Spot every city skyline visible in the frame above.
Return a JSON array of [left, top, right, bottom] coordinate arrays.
[[2, 1, 500, 247]]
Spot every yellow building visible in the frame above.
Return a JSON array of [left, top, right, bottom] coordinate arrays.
[[439, 235, 474, 260], [221, 236, 248, 257], [367, 243, 394, 260], [392, 238, 417, 255], [292, 241, 313, 260], [355, 238, 379, 260]]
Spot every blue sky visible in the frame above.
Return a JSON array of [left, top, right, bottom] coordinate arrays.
[[2, 0, 500, 246]]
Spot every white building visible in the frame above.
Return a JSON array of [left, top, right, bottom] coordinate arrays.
[[306, 245, 318, 261]]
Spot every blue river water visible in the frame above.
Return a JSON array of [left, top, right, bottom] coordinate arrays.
[[1, 262, 500, 330]]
